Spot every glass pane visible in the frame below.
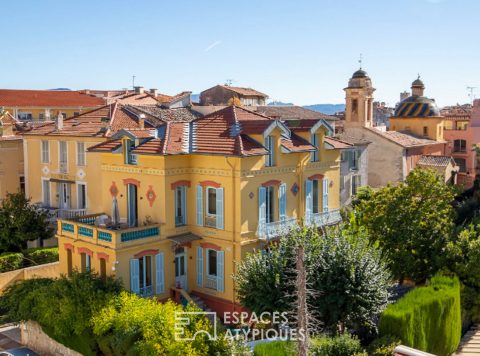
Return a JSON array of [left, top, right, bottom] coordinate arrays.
[[175, 257, 179, 277], [208, 188, 216, 215], [312, 180, 319, 214], [266, 186, 275, 223], [208, 250, 217, 276], [145, 256, 152, 287], [180, 256, 185, 275]]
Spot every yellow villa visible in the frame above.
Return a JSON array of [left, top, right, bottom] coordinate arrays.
[[55, 105, 349, 316], [0, 112, 24, 199]]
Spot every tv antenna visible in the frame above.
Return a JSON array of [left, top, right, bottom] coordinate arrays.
[[467, 86, 477, 105], [225, 79, 234, 86], [132, 75, 136, 90], [358, 53, 363, 69]]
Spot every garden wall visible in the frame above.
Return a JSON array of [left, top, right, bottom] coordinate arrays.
[[0, 262, 59, 293], [21, 321, 81, 356]]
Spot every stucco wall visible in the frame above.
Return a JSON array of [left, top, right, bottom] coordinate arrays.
[[0, 139, 24, 200], [0, 262, 59, 293], [21, 321, 81, 356]]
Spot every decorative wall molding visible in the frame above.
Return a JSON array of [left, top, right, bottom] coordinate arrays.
[[134, 249, 159, 258], [77, 247, 93, 256], [97, 252, 109, 262], [170, 180, 191, 190]]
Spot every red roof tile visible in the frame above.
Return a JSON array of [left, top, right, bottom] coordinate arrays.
[[0, 90, 105, 107], [281, 133, 316, 152], [324, 137, 353, 149], [88, 139, 122, 152]]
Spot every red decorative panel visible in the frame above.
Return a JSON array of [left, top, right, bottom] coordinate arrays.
[[123, 178, 141, 187], [308, 174, 324, 181], [78, 247, 93, 257], [199, 180, 221, 188], [97, 252, 110, 262], [64, 243, 74, 252], [261, 179, 281, 187], [200, 242, 221, 251], [146, 185, 157, 207], [109, 181, 119, 197], [134, 249, 159, 258], [171, 180, 191, 190]]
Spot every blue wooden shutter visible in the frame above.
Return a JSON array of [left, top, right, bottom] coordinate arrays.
[[196, 247, 204, 287], [322, 178, 329, 212], [279, 183, 287, 221], [196, 185, 203, 226], [155, 253, 165, 294], [130, 259, 140, 294], [305, 180, 313, 224], [216, 187, 224, 230], [258, 187, 267, 226], [217, 251, 225, 292]]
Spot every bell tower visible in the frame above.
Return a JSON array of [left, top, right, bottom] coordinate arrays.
[[344, 67, 375, 129]]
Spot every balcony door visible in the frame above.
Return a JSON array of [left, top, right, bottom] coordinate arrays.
[[57, 182, 71, 209], [127, 184, 138, 227], [175, 248, 187, 289]]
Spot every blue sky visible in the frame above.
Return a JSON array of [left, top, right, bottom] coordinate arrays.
[[1, 0, 478, 106]]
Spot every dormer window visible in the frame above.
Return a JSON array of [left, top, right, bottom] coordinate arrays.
[[311, 133, 319, 162], [265, 136, 275, 167], [125, 139, 137, 165]]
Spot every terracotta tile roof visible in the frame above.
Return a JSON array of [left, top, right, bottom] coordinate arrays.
[[110, 92, 160, 105], [220, 85, 268, 98], [336, 133, 371, 146], [131, 138, 164, 155], [0, 89, 105, 107], [255, 106, 337, 121], [324, 137, 353, 149], [129, 105, 199, 123], [417, 155, 456, 167], [281, 133, 316, 152], [122, 129, 157, 139], [240, 135, 268, 155], [23, 103, 150, 138], [284, 119, 322, 132], [88, 139, 122, 152], [366, 128, 442, 148]]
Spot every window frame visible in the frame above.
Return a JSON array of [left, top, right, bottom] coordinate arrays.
[[59, 141, 68, 173], [76, 142, 86, 166], [41, 140, 50, 164], [454, 139, 467, 153], [206, 249, 218, 278], [42, 178, 51, 207], [311, 133, 319, 162], [175, 186, 186, 226], [77, 182, 87, 209], [265, 185, 275, 223], [265, 135, 275, 167], [206, 187, 217, 217], [312, 179, 320, 214]]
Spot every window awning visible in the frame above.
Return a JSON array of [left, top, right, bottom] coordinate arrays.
[[50, 178, 76, 184], [168, 233, 202, 247]]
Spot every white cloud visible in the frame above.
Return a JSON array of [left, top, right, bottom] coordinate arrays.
[[204, 40, 222, 52]]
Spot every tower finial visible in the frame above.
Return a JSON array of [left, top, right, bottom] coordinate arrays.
[[417, 73, 421, 79], [358, 53, 363, 69]]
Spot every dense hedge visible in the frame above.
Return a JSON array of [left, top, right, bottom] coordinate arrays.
[[0, 252, 24, 272], [310, 334, 364, 356], [379, 275, 461, 356], [0, 247, 58, 273]]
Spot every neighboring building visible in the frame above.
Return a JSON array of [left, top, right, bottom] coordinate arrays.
[[442, 105, 476, 188], [373, 101, 394, 128], [0, 112, 24, 199], [55, 105, 347, 316], [200, 85, 268, 106], [342, 69, 458, 187], [0, 89, 105, 121]]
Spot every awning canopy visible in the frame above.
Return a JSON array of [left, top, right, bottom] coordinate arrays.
[[168, 233, 202, 247]]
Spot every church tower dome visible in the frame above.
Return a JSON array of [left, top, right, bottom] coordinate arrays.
[[344, 67, 376, 129]]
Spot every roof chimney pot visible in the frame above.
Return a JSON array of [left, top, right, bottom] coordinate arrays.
[[134, 86, 145, 94], [55, 112, 64, 131]]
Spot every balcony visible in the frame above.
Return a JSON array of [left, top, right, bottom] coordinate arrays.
[[256, 217, 299, 241], [57, 213, 161, 248], [306, 209, 342, 227], [37, 206, 88, 224]]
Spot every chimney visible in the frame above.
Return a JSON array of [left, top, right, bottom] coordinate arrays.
[[55, 112, 64, 131], [139, 114, 145, 129], [134, 86, 145, 94], [150, 88, 158, 96]]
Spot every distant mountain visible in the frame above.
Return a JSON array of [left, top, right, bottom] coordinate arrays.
[[48, 88, 71, 91], [303, 104, 345, 115], [267, 101, 294, 106]]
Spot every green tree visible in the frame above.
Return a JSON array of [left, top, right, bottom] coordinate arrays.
[[0, 192, 52, 252], [234, 226, 390, 333], [352, 168, 456, 283]]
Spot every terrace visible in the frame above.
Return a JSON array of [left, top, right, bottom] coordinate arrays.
[[57, 213, 161, 248]]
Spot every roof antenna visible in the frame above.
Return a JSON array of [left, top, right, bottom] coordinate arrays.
[[132, 75, 136, 90], [358, 53, 363, 69], [225, 79, 233, 86]]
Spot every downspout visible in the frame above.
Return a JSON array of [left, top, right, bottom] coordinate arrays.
[[225, 156, 238, 312]]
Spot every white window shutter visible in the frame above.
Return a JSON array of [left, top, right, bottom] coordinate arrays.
[[155, 253, 165, 294], [216, 187, 224, 230], [130, 259, 140, 294], [322, 178, 329, 212], [305, 180, 313, 224], [196, 247, 204, 287], [217, 251, 225, 292], [196, 185, 203, 226], [279, 183, 287, 221], [258, 187, 267, 226]]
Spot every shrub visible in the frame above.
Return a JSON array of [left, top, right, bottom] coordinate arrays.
[[379, 275, 461, 355], [253, 340, 295, 356], [0, 252, 23, 272], [310, 334, 364, 356], [367, 335, 401, 356], [92, 291, 230, 355], [23, 247, 59, 265]]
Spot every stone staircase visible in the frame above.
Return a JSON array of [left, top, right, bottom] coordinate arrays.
[[454, 324, 480, 355], [189, 294, 217, 324]]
